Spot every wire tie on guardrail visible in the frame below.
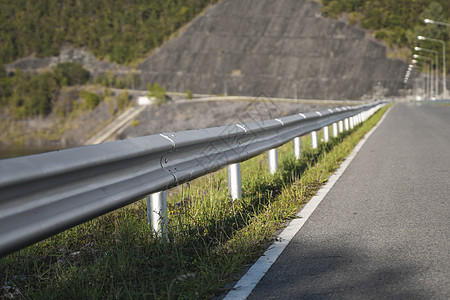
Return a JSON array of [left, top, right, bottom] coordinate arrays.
[[236, 124, 247, 132], [275, 118, 284, 126], [160, 133, 176, 147]]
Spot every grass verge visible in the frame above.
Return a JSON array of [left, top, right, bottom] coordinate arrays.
[[0, 104, 391, 299]]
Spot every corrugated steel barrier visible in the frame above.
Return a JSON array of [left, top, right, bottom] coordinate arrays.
[[0, 100, 388, 257]]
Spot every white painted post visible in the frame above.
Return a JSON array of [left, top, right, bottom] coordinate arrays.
[[323, 126, 329, 142], [311, 131, 318, 149], [332, 122, 338, 137], [293, 137, 302, 159], [227, 163, 242, 200], [349, 117, 354, 129], [338, 120, 344, 133], [268, 148, 278, 174], [147, 191, 168, 237], [344, 118, 350, 131]]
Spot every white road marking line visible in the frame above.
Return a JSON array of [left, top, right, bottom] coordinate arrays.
[[223, 105, 393, 300]]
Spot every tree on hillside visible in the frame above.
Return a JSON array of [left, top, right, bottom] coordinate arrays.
[[321, 0, 450, 73], [1, 63, 91, 118], [0, 0, 220, 65], [406, 2, 450, 44], [54, 63, 90, 86]]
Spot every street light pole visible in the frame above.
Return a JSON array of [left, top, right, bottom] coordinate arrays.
[[424, 19, 450, 27], [413, 54, 434, 99], [418, 36, 446, 99], [404, 64, 420, 100], [412, 59, 430, 99], [415, 47, 439, 99]]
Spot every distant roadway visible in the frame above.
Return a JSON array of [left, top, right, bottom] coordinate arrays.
[[247, 102, 450, 299]]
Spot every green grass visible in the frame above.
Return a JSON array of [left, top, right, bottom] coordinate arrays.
[[0, 104, 391, 299]]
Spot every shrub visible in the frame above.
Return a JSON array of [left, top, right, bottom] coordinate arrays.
[[348, 12, 362, 26], [374, 29, 389, 40], [117, 90, 130, 110], [321, 0, 345, 18], [147, 83, 166, 105], [186, 89, 193, 100], [80, 90, 101, 110], [9, 71, 57, 118], [54, 62, 90, 86]]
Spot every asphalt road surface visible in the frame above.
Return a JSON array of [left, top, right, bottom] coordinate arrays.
[[248, 102, 450, 299]]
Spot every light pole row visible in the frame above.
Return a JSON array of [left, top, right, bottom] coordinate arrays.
[[412, 59, 430, 99], [415, 18, 449, 100], [417, 35, 446, 100], [414, 47, 439, 98], [414, 55, 434, 99]]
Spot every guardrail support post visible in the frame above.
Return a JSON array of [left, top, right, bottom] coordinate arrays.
[[147, 191, 168, 238], [323, 126, 329, 142], [227, 163, 242, 200], [268, 148, 278, 174], [349, 117, 354, 129], [311, 131, 318, 149], [332, 122, 338, 137], [344, 118, 350, 131], [338, 120, 344, 133], [293, 137, 301, 159]]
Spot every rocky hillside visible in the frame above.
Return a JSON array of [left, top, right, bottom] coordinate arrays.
[[6, 47, 131, 78], [138, 0, 407, 99], [4, 0, 410, 100]]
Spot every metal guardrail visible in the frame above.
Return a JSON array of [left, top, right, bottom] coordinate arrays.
[[0, 101, 388, 257]]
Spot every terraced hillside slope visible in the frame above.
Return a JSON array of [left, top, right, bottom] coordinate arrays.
[[138, 0, 407, 100]]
